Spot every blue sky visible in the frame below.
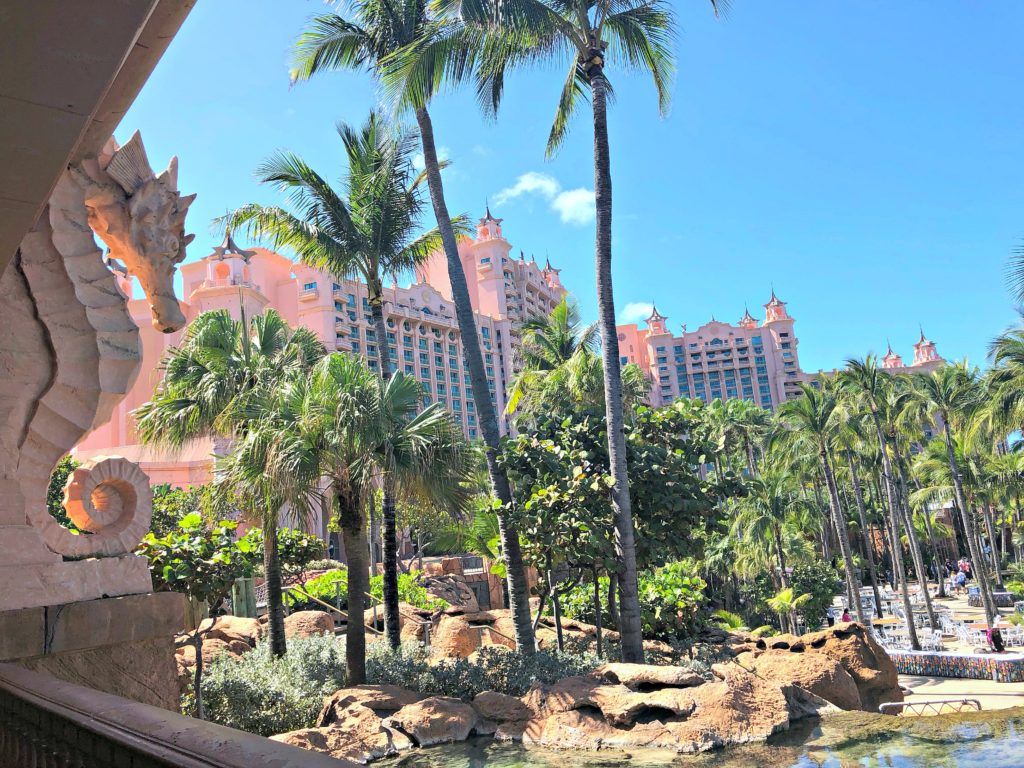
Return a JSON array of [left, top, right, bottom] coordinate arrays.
[[118, 0, 1024, 373]]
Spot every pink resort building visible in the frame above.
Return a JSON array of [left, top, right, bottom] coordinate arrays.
[[618, 291, 805, 410], [75, 209, 566, 488]]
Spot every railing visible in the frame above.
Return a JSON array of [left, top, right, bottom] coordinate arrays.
[[0, 663, 346, 767], [283, 585, 433, 647], [879, 698, 982, 716]]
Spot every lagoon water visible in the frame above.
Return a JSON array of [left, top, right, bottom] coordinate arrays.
[[381, 709, 1024, 767]]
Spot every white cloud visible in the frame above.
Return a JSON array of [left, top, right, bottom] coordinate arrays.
[[493, 172, 561, 204], [492, 172, 595, 226], [618, 301, 654, 325], [413, 146, 450, 171], [552, 188, 596, 225]]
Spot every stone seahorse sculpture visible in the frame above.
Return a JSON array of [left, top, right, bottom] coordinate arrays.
[[0, 132, 193, 611]]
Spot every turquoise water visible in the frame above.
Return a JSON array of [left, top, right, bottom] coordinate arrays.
[[381, 710, 1024, 767]]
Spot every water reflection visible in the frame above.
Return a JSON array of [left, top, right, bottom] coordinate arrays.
[[381, 709, 1024, 767]]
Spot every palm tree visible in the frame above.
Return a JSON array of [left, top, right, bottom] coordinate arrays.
[[776, 383, 864, 623], [225, 112, 464, 645], [767, 587, 812, 635], [732, 470, 804, 590], [135, 309, 325, 656], [913, 364, 999, 625], [839, 358, 921, 648], [437, 0, 724, 663], [291, 0, 538, 655], [507, 295, 648, 421]]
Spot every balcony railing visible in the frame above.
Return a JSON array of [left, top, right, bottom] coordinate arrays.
[[0, 663, 347, 768]]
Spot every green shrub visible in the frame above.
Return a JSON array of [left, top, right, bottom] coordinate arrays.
[[559, 561, 706, 641], [306, 558, 346, 572], [287, 568, 349, 611], [789, 560, 842, 629], [239, 527, 325, 578], [366, 643, 599, 699], [202, 634, 346, 736], [368, 571, 448, 612]]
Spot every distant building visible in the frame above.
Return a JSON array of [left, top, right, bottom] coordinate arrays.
[[75, 212, 565, 488], [616, 291, 804, 410], [880, 328, 946, 374]]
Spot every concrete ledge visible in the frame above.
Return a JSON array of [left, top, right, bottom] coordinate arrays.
[[0, 554, 153, 612], [890, 649, 1024, 683], [0, 592, 183, 662]]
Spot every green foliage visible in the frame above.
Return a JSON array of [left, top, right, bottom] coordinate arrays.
[[789, 560, 843, 629], [369, 571, 448, 612], [559, 563, 707, 641], [1005, 579, 1024, 598], [239, 526, 325, 576], [137, 514, 250, 609], [202, 634, 346, 736], [46, 455, 80, 531], [150, 484, 204, 537], [366, 643, 599, 699], [306, 558, 346, 572], [286, 568, 349, 611]]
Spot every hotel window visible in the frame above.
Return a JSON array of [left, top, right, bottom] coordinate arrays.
[[656, 356, 667, 364], [655, 346, 665, 353], [481, 327, 490, 338], [452, 399, 462, 411], [781, 342, 791, 349], [367, 344, 376, 355], [448, 344, 457, 355], [434, 341, 443, 353], [468, 415, 477, 425], [436, 369, 444, 380], [673, 345, 683, 353], [450, 371, 458, 383], [436, 383, 446, 395], [743, 387, 754, 397], [421, 367, 430, 378], [347, 293, 356, 306], [467, 401, 474, 412], [727, 388, 737, 398], [368, 360, 378, 370], [389, 347, 397, 359], [452, 385, 461, 398], [423, 395, 432, 405], [469, 428, 477, 439], [403, 335, 413, 346], [405, 364, 414, 375], [760, 385, 771, 395], [435, 355, 443, 367], [620, 356, 629, 365], [347, 311, 357, 321], [449, 358, 457, 370], [387, 332, 396, 343], [350, 342, 360, 353], [423, 381, 433, 393], [419, 339, 428, 350], [751, 336, 762, 345], [366, 330, 376, 341], [303, 281, 317, 291], [486, 366, 493, 377], [464, 374, 471, 385], [362, 297, 369, 308], [419, 353, 428, 364]]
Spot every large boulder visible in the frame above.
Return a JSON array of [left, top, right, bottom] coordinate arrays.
[[422, 575, 479, 612], [284, 610, 335, 638], [317, 685, 427, 726], [199, 615, 263, 647], [739, 649, 862, 711], [755, 622, 902, 712], [472, 691, 534, 723], [272, 702, 412, 764], [363, 602, 434, 642], [384, 696, 478, 746], [591, 663, 705, 690], [430, 612, 480, 658]]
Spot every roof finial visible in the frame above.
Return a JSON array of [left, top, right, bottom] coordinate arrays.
[[485, 199, 493, 220]]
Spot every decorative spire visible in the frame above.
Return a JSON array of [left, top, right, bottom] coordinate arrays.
[[917, 324, 929, 345], [543, 256, 561, 274], [647, 304, 667, 323], [739, 305, 758, 328], [212, 229, 256, 262], [484, 200, 495, 221]]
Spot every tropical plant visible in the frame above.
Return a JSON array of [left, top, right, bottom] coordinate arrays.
[[135, 308, 324, 658], [766, 587, 812, 635], [46, 455, 81, 531], [291, 0, 538, 656]]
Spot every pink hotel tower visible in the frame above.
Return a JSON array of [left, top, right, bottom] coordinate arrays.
[[75, 210, 565, 486]]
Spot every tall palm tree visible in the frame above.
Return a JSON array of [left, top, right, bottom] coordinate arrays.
[[732, 470, 805, 590], [291, 0, 538, 654], [776, 383, 864, 623], [839, 358, 921, 648], [225, 111, 463, 644], [445, 0, 724, 663], [135, 309, 325, 656], [913, 364, 999, 625]]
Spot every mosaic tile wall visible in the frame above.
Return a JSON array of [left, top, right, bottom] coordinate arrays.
[[890, 650, 1024, 682]]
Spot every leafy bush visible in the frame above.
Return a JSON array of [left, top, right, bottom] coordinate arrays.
[[287, 568, 349, 611], [366, 643, 598, 699], [202, 634, 346, 736], [369, 571, 448, 612], [1005, 579, 1024, 598], [239, 527, 325, 577], [306, 558, 346, 572], [790, 560, 842, 630], [559, 561, 706, 641]]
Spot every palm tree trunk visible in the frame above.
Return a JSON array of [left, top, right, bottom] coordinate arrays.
[[870, 413, 920, 648], [847, 450, 883, 617], [586, 59, 643, 663], [264, 518, 287, 657], [982, 499, 1004, 588], [370, 287, 402, 651], [821, 449, 863, 621], [607, 573, 619, 629], [774, 524, 788, 589], [338, 483, 368, 684], [941, 422, 998, 625], [744, 437, 757, 477], [891, 447, 936, 628], [413, 106, 536, 655], [592, 564, 604, 657]]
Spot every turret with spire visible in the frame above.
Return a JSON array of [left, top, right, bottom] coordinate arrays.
[[763, 288, 790, 323], [738, 306, 758, 329], [476, 204, 504, 241], [882, 341, 904, 369], [912, 326, 942, 368], [646, 304, 668, 335]]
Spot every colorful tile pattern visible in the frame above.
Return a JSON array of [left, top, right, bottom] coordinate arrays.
[[890, 650, 1024, 682]]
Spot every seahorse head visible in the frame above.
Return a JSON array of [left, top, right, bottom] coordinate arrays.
[[87, 132, 195, 333]]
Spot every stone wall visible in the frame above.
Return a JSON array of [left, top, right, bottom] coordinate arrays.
[[0, 592, 184, 710]]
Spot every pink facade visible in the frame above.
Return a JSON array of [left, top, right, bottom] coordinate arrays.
[[76, 215, 565, 489], [880, 328, 945, 374], [617, 292, 804, 410]]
